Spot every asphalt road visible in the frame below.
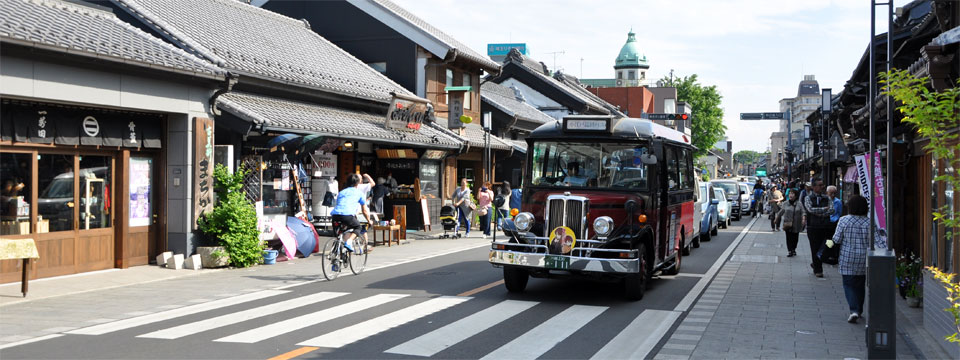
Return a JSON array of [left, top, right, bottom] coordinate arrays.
[[2, 217, 753, 360]]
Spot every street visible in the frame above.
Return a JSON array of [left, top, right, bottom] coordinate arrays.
[[0, 220, 749, 360]]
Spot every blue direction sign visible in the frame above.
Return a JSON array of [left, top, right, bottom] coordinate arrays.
[[740, 112, 785, 120]]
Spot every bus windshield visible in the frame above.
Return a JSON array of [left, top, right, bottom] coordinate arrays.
[[530, 141, 651, 190]]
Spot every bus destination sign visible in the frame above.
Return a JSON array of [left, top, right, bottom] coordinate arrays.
[[563, 118, 610, 132]]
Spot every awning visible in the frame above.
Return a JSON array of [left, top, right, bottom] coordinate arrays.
[[2, 101, 162, 148], [461, 123, 514, 151], [217, 92, 462, 150]]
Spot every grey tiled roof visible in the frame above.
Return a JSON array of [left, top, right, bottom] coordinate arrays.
[[553, 71, 625, 116], [460, 123, 513, 151], [363, 0, 500, 73], [115, 0, 411, 101], [506, 139, 528, 153], [481, 82, 554, 125], [218, 92, 462, 149], [0, 0, 222, 78]]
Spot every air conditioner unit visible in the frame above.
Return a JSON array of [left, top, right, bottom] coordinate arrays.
[[616, 80, 623, 86]]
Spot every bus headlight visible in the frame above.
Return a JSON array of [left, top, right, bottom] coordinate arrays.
[[514, 212, 534, 232], [593, 216, 614, 237]]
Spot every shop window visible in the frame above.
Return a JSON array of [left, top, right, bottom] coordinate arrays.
[[462, 74, 472, 109], [445, 69, 454, 104], [1, 153, 32, 235], [261, 160, 293, 215], [420, 160, 441, 198], [38, 154, 75, 232], [129, 157, 153, 227], [78, 155, 112, 229]]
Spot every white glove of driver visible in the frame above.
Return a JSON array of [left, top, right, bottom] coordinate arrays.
[[826, 239, 835, 248]]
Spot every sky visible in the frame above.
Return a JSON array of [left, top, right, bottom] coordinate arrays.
[[391, 0, 895, 154]]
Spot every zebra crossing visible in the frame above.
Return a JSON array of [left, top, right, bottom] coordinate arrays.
[[57, 289, 684, 359]]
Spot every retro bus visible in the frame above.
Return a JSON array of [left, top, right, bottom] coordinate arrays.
[[489, 115, 697, 300]]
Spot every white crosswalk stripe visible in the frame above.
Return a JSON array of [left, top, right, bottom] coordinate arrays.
[[213, 293, 409, 343], [590, 309, 682, 360], [67, 290, 288, 335], [296, 296, 470, 348], [385, 299, 539, 357], [138, 292, 348, 339], [480, 304, 608, 360]]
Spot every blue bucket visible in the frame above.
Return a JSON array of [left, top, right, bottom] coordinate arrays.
[[263, 250, 278, 265]]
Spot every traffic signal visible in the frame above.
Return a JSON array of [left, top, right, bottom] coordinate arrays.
[[674, 113, 689, 121]]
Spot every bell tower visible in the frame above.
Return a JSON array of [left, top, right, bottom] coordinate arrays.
[[614, 29, 649, 87]]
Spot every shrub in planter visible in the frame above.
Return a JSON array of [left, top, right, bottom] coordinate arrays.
[[895, 252, 923, 300], [197, 164, 263, 268]]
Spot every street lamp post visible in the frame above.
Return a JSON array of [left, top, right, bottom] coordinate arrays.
[[821, 88, 832, 185]]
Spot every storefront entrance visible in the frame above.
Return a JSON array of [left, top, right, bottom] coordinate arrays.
[[1, 101, 166, 282]]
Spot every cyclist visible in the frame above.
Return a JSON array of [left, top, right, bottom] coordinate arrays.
[[331, 173, 375, 254]]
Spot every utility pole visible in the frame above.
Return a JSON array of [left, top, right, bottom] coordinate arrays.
[[580, 57, 584, 78]]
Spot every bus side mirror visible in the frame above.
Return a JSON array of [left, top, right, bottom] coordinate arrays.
[[711, 199, 720, 205], [640, 154, 657, 165], [740, 191, 746, 195]]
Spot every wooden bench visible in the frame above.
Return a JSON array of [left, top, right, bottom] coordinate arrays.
[[0, 238, 40, 297]]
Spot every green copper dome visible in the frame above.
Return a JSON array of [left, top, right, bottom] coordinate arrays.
[[615, 30, 649, 70]]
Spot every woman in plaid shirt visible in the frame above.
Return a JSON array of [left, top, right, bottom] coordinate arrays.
[[827, 195, 887, 323]]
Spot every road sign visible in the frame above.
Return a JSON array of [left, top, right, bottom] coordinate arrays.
[[740, 112, 785, 120], [756, 167, 767, 177], [647, 113, 671, 120]]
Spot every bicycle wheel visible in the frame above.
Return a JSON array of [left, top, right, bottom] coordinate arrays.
[[321, 237, 343, 281], [349, 233, 368, 275]]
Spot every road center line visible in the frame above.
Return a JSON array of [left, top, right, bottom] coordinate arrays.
[[458, 280, 504, 297], [266, 346, 318, 360]]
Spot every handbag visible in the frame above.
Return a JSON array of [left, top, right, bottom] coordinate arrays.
[[478, 207, 488, 216]]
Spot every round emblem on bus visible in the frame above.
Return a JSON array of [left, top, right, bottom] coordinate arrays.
[[82, 116, 100, 137], [549, 226, 576, 255]]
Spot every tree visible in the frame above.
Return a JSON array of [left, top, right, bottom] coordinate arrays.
[[660, 74, 726, 158]]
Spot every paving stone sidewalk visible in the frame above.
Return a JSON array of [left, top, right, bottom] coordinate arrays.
[[655, 218, 919, 360]]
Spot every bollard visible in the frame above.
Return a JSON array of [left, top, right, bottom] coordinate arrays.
[[866, 249, 896, 359], [156, 251, 173, 267]]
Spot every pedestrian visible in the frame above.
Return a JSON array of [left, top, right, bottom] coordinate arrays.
[[768, 185, 784, 231], [384, 171, 399, 189], [497, 181, 512, 230], [477, 182, 494, 238], [825, 195, 886, 323], [752, 183, 764, 218], [453, 178, 473, 234], [777, 189, 804, 257], [818, 185, 844, 264], [369, 177, 390, 214], [803, 178, 834, 277], [510, 185, 522, 215]]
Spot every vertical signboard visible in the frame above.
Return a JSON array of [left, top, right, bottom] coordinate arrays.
[[448, 95, 464, 129], [854, 153, 888, 244], [194, 117, 214, 229]]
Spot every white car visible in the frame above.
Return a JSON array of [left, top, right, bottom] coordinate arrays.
[[738, 183, 752, 216], [714, 188, 732, 229]]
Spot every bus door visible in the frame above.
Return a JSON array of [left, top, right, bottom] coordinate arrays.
[[660, 145, 684, 262]]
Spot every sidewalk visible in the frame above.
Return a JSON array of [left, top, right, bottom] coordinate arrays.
[[654, 218, 929, 360], [0, 232, 490, 347]]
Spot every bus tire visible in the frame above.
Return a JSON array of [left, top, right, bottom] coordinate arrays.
[[624, 243, 649, 301], [692, 233, 701, 248], [503, 267, 528, 293]]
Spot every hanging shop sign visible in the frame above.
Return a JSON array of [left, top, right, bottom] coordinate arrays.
[[1, 102, 161, 148], [854, 153, 888, 245], [421, 149, 446, 160], [385, 93, 429, 132], [194, 117, 214, 229], [376, 149, 418, 159], [312, 152, 337, 178]]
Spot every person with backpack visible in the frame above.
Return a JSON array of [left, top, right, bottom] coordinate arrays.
[[803, 178, 835, 277]]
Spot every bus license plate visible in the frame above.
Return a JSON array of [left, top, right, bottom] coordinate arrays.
[[545, 255, 570, 269]]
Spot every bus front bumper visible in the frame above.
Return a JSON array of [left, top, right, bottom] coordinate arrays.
[[488, 249, 640, 274]]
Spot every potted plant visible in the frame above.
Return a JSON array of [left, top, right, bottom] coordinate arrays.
[[197, 164, 264, 268], [896, 252, 924, 307]]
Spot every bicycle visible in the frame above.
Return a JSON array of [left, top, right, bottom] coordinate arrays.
[[321, 221, 369, 281]]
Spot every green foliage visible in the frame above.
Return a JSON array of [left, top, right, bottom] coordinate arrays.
[[734, 150, 769, 165], [197, 164, 263, 268], [882, 69, 959, 342], [659, 74, 727, 158], [927, 266, 960, 343]]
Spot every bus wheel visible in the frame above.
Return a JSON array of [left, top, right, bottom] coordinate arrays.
[[503, 267, 529, 293], [681, 238, 691, 256], [624, 243, 649, 301], [692, 232, 701, 248]]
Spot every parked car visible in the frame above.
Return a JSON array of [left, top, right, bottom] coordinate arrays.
[[699, 182, 719, 240], [711, 180, 742, 221], [714, 187, 732, 228], [738, 182, 752, 216]]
